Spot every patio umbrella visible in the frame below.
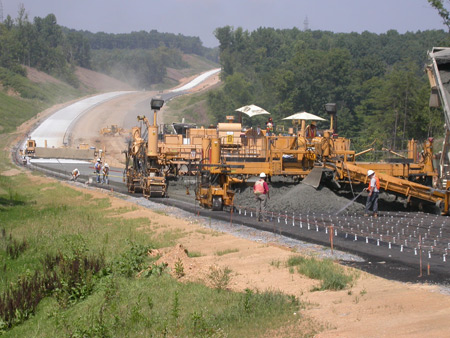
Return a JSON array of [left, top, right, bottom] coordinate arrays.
[[235, 104, 270, 123], [282, 111, 326, 135], [282, 111, 326, 121]]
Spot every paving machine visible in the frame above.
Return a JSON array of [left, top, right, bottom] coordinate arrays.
[[124, 98, 166, 197], [192, 104, 448, 213], [124, 97, 449, 213]]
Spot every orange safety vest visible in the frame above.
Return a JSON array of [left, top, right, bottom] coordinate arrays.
[[254, 180, 265, 195], [368, 176, 380, 192], [306, 125, 317, 138]]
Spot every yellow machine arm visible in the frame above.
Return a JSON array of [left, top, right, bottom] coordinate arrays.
[[330, 161, 450, 214]]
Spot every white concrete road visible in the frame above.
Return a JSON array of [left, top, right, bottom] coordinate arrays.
[[29, 91, 135, 148]]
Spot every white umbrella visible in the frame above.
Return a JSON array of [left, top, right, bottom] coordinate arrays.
[[283, 112, 326, 135], [235, 104, 270, 117], [282, 111, 326, 121]]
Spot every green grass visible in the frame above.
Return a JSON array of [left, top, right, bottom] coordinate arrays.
[[0, 67, 91, 134], [165, 90, 211, 125], [215, 248, 239, 256], [287, 255, 356, 291]]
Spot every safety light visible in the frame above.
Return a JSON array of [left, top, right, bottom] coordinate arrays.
[[151, 98, 164, 110]]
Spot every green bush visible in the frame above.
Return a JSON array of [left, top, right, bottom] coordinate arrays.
[[287, 255, 354, 291]]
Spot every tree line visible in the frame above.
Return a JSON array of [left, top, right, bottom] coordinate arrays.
[[208, 26, 450, 152], [0, 6, 217, 89]]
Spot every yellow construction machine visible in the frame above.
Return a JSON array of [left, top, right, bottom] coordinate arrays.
[[25, 139, 36, 155], [124, 98, 166, 197], [124, 97, 449, 213], [191, 103, 447, 213], [100, 124, 124, 136]]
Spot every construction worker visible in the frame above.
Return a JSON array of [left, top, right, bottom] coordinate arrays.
[[365, 169, 380, 218], [71, 168, 80, 181], [102, 163, 110, 184], [94, 158, 102, 183], [266, 117, 274, 136], [253, 172, 270, 222], [305, 121, 317, 138]]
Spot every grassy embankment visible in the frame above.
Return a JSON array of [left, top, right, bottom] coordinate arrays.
[[0, 67, 91, 135], [0, 136, 314, 336]]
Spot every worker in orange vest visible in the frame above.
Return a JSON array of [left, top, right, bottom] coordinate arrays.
[[364, 169, 380, 218], [266, 117, 274, 136], [253, 172, 270, 222], [305, 121, 317, 138]]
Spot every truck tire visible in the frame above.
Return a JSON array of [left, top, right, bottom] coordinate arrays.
[[212, 196, 223, 211]]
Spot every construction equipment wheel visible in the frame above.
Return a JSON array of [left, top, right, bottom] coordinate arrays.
[[212, 196, 223, 211]]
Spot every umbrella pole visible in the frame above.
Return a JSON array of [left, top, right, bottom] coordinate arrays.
[[300, 120, 306, 136]]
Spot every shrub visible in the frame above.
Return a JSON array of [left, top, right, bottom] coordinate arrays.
[[287, 255, 354, 291], [207, 265, 232, 291]]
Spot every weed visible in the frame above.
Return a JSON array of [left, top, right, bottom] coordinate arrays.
[[360, 288, 367, 296], [2, 233, 28, 259], [287, 255, 354, 291], [187, 250, 202, 258], [215, 248, 239, 256], [207, 265, 232, 291], [141, 262, 168, 278], [112, 240, 151, 277], [243, 288, 253, 313], [153, 209, 168, 216], [174, 258, 185, 278], [270, 259, 281, 268], [172, 290, 180, 321]]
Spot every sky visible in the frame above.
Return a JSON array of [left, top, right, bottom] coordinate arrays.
[[1, 0, 447, 48]]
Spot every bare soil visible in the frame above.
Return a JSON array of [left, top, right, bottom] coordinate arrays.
[[13, 66, 450, 337]]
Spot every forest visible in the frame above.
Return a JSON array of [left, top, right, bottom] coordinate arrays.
[[0, 5, 216, 89], [208, 26, 450, 152]]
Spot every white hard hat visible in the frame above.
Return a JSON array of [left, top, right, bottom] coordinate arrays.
[[260, 172, 266, 178], [75, 168, 78, 171], [367, 170, 375, 176], [97, 158, 101, 162], [105, 163, 109, 167]]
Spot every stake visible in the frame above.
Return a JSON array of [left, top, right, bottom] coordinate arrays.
[[230, 204, 233, 226], [329, 225, 334, 255], [419, 235, 423, 277]]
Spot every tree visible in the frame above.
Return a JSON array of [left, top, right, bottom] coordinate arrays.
[[428, 0, 450, 32]]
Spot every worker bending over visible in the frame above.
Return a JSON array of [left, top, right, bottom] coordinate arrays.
[[365, 169, 380, 218], [102, 163, 110, 184], [71, 168, 80, 181], [253, 172, 270, 222]]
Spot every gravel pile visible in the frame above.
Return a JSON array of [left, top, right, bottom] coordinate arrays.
[[233, 180, 366, 215]]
